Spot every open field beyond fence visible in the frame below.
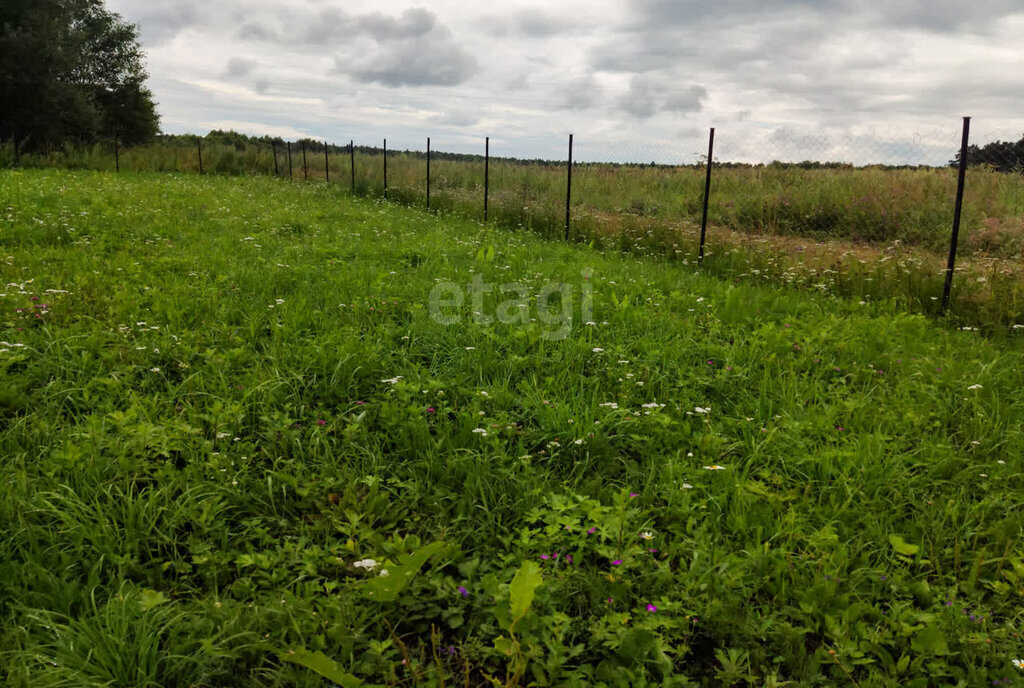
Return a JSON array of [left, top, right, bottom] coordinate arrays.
[[4, 138, 1024, 329]]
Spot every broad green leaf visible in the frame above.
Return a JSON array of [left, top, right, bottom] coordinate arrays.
[[896, 653, 910, 674], [509, 560, 543, 620], [493, 636, 517, 656], [278, 648, 363, 687], [888, 534, 919, 557], [911, 624, 949, 655], [138, 589, 169, 611], [364, 541, 447, 602]]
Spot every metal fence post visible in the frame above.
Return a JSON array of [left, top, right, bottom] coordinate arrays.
[[287, 141, 293, 178], [272, 141, 279, 176], [325, 141, 330, 182], [350, 140, 355, 193], [942, 116, 971, 313], [698, 127, 715, 266], [301, 140, 308, 180], [426, 137, 431, 209], [484, 136, 490, 222], [565, 134, 573, 241]]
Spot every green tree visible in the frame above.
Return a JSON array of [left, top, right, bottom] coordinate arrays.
[[950, 134, 1024, 173], [0, 0, 159, 152]]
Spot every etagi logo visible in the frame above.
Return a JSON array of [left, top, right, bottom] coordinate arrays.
[[429, 269, 594, 341]]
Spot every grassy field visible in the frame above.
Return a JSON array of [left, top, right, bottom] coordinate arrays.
[[1, 169, 1023, 687], [7, 138, 1024, 253], [7, 138, 1024, 328]]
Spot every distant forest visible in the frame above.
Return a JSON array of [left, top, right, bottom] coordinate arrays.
[[950, 135, 1024, 173], [162, 129, 1024, 171]]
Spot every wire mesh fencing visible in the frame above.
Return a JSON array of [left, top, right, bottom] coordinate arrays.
[[3, 119, 1023, 325]]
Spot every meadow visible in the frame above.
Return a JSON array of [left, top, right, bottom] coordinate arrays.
[[1, 169, 1023, 687], [6, 137, 1024, 328]]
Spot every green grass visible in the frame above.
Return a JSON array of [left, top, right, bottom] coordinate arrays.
[[7, 139, 1024, 254], [7, 138, 1024, 328], [1, 169, 1023, 687]]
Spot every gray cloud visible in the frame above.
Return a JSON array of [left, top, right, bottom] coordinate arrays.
[[357, 8, 436, 40], [237, 21, 278, 42], [478, 8, 593, 38], [224, 57, 256, 79], [118, 1, 205, 45], [340, 10, 477, 87], [346, 35, 477, 87], [562, 76, 600, 110], [619, 76, 706, 118], [628, 0, 1018, 33], [304, 8, 351, 45], [432, 111, 480, 127]]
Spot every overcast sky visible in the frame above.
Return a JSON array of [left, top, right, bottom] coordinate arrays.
[[107, 0, 1023, 165]]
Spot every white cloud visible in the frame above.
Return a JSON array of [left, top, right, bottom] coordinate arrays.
[[106, 0, 1023, 163]]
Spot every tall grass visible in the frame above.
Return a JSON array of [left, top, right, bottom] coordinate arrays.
[[1, 169, 1022, 686], [4, 139, 1024, 326]]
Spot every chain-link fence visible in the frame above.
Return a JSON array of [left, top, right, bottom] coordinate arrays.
[[2, 120, 1023, 327]]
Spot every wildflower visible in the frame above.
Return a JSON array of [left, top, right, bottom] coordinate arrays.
[[574, 438, 584, 445], [703, 464, 726, 470], [540, 554, 551, 560], [639, 531, 653, 540], [681, 483, 694, 489], [1012, 659, 1024, 670], [611, 560, 623, 566], [694, 406, 710, 414], [458, 586, 468, 598], [968, 384, 983, 390], [380, 376, 403, 384], [472, 428, 488, 436], [353, 559, 379, 570], [587, 527, 596, 534], [427, 407, 436, 413], [378, 569, 389, 577], [629, 492, 638, 497], [317, 419, 327, 426], [592, 347, 604, 353], [646, 604, 658, 612]]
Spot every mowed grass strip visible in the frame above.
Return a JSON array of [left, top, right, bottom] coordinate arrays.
[[1, 169, 1022, 687]]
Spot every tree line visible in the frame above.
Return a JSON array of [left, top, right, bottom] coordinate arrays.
[[1, 0, 159, 154], [950, 135, 1024, 172]]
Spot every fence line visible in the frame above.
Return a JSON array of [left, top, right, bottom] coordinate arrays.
[[698, 127, 714, 267], [5, 119, 1024, 327]]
